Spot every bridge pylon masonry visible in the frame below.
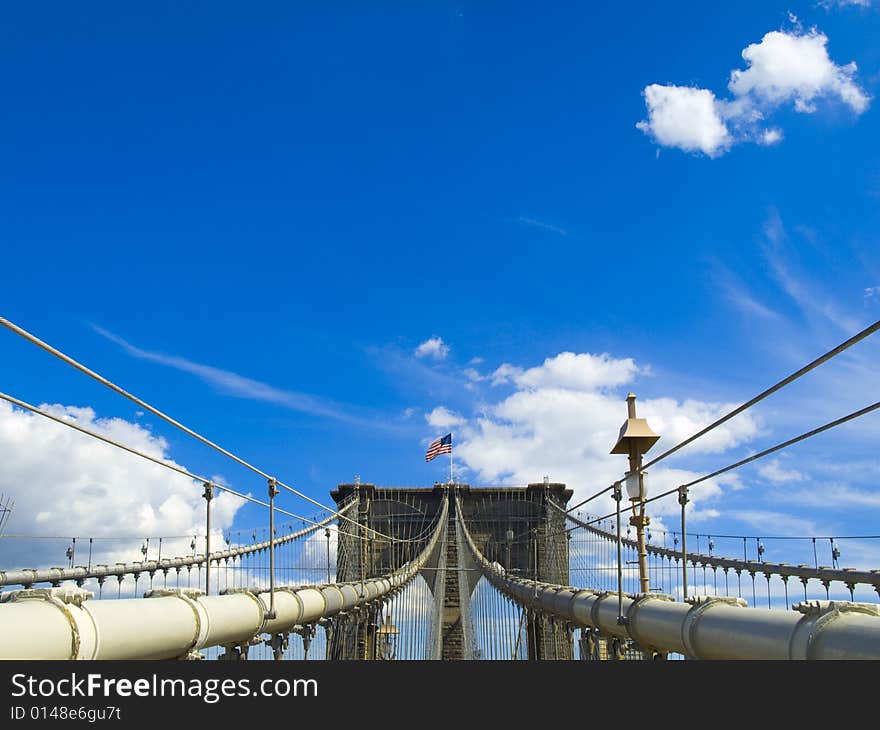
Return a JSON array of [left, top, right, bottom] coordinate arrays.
[[329, 481, 573, 660]]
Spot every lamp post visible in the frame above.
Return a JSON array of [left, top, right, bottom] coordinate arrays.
[[611, 393, 659, 595], [375, 611, 400, 660], [325, 528, 332, 584], [203, 482, 213, 596]]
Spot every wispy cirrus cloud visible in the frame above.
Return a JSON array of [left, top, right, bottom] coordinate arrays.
[[820, 0, 873, 8], [717, 273, 784, 322], [722, 509, 827, 537], [758, 458, 804, 483], [91, 325, 387, 430], [516, 216, 571, 238]]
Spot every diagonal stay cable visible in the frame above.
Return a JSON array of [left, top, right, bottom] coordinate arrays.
[[564, 483, 615, 516], [0, 390, 323, 527], [564, 318, 880, 516], [642, 318, 880, 470], [553, 399, 880, 535], [642, 398, 880, 508], [0, 316, 405, 543]]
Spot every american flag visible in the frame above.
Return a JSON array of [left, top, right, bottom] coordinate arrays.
[[425, 433, 452, 462]]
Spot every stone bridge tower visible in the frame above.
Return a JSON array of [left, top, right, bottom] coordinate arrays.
[[329, 481, 572, 660]]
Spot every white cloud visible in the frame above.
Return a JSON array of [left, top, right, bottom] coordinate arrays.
[[821, 0, 872, 7], [723, 509, 824, 537], [759, 128, 784, 145], [0, 400, 245, 574], [724, 283, 783, 321], [776, 483, 880, 509], [414, 336, 449, 360], [638, 26, 869, 156], [447, 351, 760, 522], [636, 85, 732, 157], [516, 352, 640, 392], [491, 352, 640, 392], [490, 363, 523, 386], [728, 29, 869, 114], [638, 398, 761, 454], [425, 406, 465, 429], [462, 368, 484, 382], [92, 325, 378, 429], [758, 459, 804, 483], [516, 216, 570, 238], [760, 211, 863, 334]]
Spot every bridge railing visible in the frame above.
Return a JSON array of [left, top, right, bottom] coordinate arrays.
[[557, 503, 880, 604], [0, 496, 448, 660], [458, 505, 880, 659], [0, 498, 357, 592]]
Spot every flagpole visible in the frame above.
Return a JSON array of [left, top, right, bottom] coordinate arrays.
[[449, 437, 453, 485]]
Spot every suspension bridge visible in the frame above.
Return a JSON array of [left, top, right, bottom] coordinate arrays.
[[1, 316, 879, 661]]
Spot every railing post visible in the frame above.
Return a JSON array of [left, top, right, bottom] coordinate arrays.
[[267, 477, 279, 620], [325, 527, 332, 584], [678, 485, 689, 601], [532, 528, 538, 596], [614, 482, 625, 624], [203, 482, 214, 596]]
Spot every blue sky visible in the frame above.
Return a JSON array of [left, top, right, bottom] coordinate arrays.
[[1, 2, 879, 573]]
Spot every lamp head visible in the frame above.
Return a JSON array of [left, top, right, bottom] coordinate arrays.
[[625, 470, 647, 501], [611, 393, 660, 456], [611, 418, 660, 456]]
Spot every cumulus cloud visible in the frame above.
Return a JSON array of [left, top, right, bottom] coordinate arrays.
[[414, 336, 449, 360], [636, 85, 732, 157], [446, 350, 760, 524], [728, 28, 869, 114], [425, 406, 465, 429], [638, 25, 870, 156], [638, 398, 761, 454], [0, 400, 245, 575], [490, 363, 523, 386], [491, 352, 640, 392]]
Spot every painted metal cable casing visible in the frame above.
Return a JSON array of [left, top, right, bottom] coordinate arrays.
[[0, 499, 447, 660], [459, 512, 880, 659], [0, 503, 355, 590]]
